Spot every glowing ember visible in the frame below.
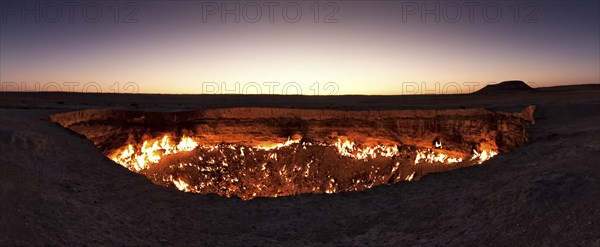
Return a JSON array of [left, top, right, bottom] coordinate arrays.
[[107, 134, 500, 199]]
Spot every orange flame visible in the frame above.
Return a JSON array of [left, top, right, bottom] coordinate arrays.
[[108, 134, 499, 195], [109, 135, 198, 172]]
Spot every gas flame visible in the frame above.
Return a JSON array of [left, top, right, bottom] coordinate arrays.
[[334, 138, 399, 161], [108, 134, 499, 197], [172, 177, 191, 192], [109, 135, 198, 172], [471, 149, 498, 164], [255, 138, 301, 151], [414, 150, 463, 164]]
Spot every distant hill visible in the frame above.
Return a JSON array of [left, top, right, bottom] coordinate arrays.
[[474, 80, 534, 94]]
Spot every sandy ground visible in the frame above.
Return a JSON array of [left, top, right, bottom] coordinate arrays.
[[1, 85, 599, 246]]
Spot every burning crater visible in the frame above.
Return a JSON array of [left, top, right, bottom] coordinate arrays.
[[51, 106, 535, 200]]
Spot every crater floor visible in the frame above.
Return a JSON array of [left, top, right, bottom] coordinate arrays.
[[50, 106, 534, 199]]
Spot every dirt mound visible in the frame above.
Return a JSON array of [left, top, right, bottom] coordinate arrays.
[[475, 80, 534, 94]]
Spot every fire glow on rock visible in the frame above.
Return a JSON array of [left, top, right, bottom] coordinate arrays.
[[50, 106, 534, 200], [109, 134, 496, 199]]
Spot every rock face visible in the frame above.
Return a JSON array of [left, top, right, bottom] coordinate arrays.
[[50, 106, 535, 199], [475, 80, 534, 94]]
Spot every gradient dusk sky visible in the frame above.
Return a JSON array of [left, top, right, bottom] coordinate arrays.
[[1, 0, 598, 94]]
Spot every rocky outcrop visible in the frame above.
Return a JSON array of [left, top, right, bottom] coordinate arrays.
[[51, 106, 535, 153], [475, 80, 534, 94]]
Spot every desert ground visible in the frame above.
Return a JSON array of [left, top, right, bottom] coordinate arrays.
[[1, 85, 599, 246]]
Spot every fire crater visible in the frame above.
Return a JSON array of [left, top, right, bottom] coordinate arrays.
[[51, 106, 535, 200]]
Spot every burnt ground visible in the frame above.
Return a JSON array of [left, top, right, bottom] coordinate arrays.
[[1, 85, 599, 246]]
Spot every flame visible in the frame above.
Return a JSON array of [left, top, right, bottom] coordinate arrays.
[[325, 178, 337, 194], [414, 148, 498, 165], [471, 149, 498, 164], [256, 138, 301, 151], [333, 138, 399, 161], [172, 177, 191, 192], [414, 149, 463, 164], [177, 136, 199, 152], [109, 135, 199, 172], [108, 134, 499, 197]]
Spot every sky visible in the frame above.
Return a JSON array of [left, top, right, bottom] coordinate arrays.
[[1, 0, 599, 95]]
